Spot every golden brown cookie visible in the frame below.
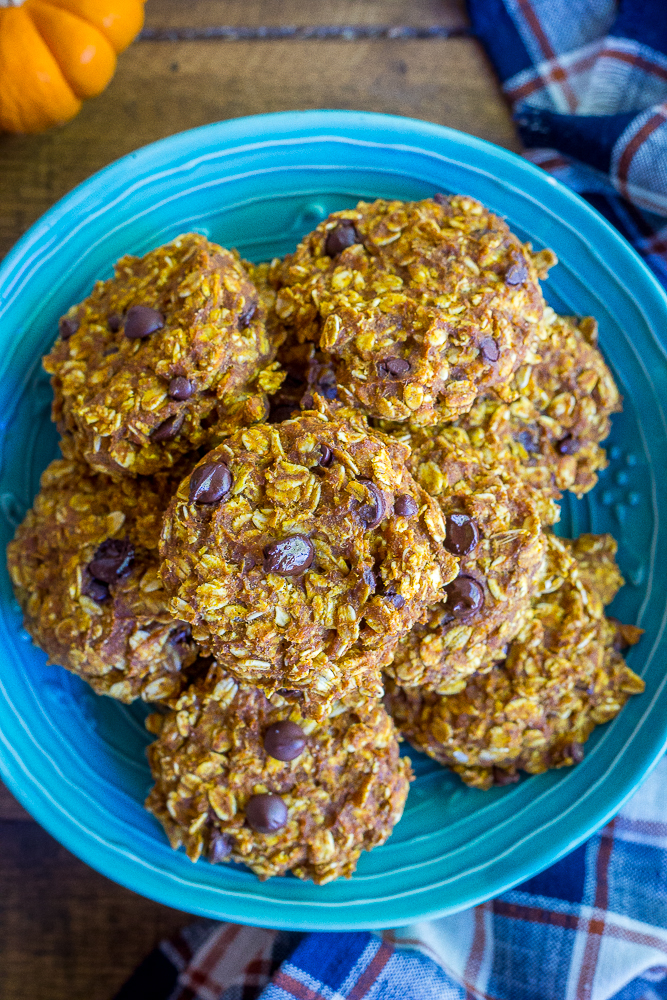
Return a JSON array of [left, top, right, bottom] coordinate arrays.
[[44, 234, 283, 478], [159, 404, 457, 719], [145, 663, 411, 883], [386, 534, 644, 789], [458, 309, 621, 500], [385, 430, 547, 693], [7, 457, 201, 702], [272, 196, 554, 425]]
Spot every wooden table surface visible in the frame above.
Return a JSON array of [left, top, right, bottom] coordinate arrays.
[[0, 2, 518, 996]]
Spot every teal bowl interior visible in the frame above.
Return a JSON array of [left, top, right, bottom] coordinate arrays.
[[1, 111, 666, 930]]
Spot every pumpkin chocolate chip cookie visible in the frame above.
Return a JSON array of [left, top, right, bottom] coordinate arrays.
[[385, 534, 644, 789], [272, 196, 554, 425], [44, 234, 283, 478], [7, 457, 201, 702], [145, 662, 412, 883], [159, 403, 457, 719]]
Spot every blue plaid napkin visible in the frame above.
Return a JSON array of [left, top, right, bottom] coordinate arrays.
[[114, 4, 667, 998], [468, 0, 667, 286]]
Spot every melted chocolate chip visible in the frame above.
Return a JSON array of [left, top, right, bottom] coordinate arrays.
[[84, 578, 110, 602], [238, 299, 257, 329], [208, 831, 233, 863], [168, 376, 194, 400], [263, 720, 307, 761], [152, 412, 184, 442], [505, 262, 528, 286], [318, 444, 334, 467], [377, 357, 411, 379], [264, 535, 314, 576], [516, 428, 541, 454], [556, 434, 580, 455], [384, 589, 405, 609], [89, 538, 135, 584], [189, 462, 233, 503], [357, 479, 387, 529], [444, 513, 479, 556], [245, 793, 288, 833], [107, 313, 122, 333], [479, 337, 499, 362], [124, 305, 165, 339], [59, 316, 79, 340], [492, 767, 519, 787], [170, 624, 191, 645], [443, 575, 484, 618], [394, 494, 418, 517], [325, 221, 359, 257]]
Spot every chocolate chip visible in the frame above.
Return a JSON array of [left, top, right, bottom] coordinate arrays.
[[269, 404, 299, 424], [557, 434, 580, 455], [170, 624, 191, 645], [103, 346, 119, 357], [319, 381, 338, 401], [89, 538, 135, 583], [59, 316, 79, 340], [505, 262, 528, 286], [189, 462, 233, 503], [377, 357, 411, 379], [516, 428, 541, 454], [245, 793, 288, 833], [325, 221, 359, 257], [84, 578, 110, 602], [433, 193, 448, 205], [609, 618, 629, 652], [208, 831, 233, 863], [444, 514, 479, 556], [443, 575, 484, 617], [566, 741, 585, 764], [124, 305, 164, 339], [263, 720, 307, 761], [263, 535, 314, 576], [357, 479, 387, 529], [362, 568, 377, 590], [384, 589, 405, 609], [394, 494, 418, 517], [492, 767, 519, 786], [152, 412, 184, 442], [318, 444, 334, 467], [168, 376, 194, 400], [479, 337, 499, 362], [238, 300, 257, 328], [107, 313, 122, 333]]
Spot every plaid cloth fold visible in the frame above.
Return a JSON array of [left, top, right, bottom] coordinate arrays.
[[468, 0, 667, 285], [114, 4, 667, 998], [114, 761, 667, 1000]]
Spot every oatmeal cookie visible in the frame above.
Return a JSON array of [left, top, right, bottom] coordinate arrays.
[[145, 663, 411, 883], [272, 196, 554, 425], [7, 457, 201, 703], [458, 309, 621, 500], [386, 534, 644, 789], [43, 234, 283, 479], [159, 404, 457, 719], [385, 430, 547, 694]]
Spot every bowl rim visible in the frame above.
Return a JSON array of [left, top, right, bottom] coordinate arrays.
[[2, 109, 667, 930]]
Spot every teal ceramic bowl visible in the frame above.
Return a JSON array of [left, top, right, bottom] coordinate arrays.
[[1, 111, 667, 930]]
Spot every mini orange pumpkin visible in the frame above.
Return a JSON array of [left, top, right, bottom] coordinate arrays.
[[0, 0, 145, 134]]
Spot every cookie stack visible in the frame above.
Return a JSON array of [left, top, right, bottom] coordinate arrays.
[[7, 197, 644, 884]]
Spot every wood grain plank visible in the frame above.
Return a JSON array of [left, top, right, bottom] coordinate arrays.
[[0, 820, 190, 1000], [143, 0, 468, 30], [0, 38, 517, 262], [0, 781, 31, 821]]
